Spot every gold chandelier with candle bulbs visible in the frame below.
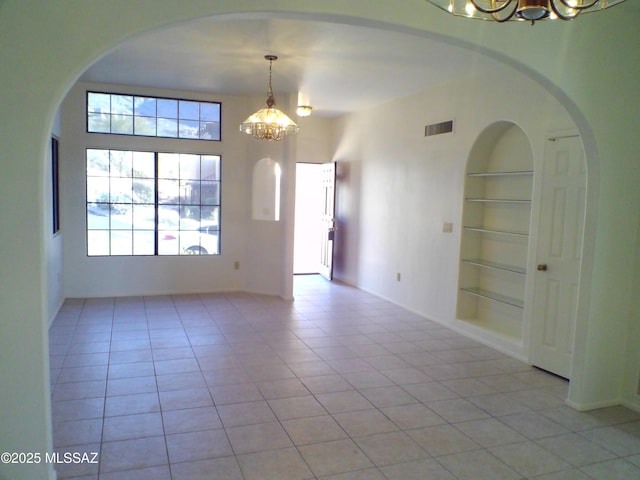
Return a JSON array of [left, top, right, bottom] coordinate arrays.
[[425, 0, 626, 24], [240, 55, 299, 141]]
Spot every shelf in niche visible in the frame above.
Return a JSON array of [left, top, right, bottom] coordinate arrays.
[[467, 170, 533, 177], [463, 226, 529, 238], [465, 198, 531, 204], [459, 287, 524, 309], [455, 317, 524, 349], [461, 259, 526, 275]]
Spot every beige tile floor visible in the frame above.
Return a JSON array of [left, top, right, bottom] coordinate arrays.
[[49, 275, 640, 479]]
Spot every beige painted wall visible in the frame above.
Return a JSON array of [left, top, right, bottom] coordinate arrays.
[[1, 2, 638, 479], [331, 65, 576, 358], [61, 83, 251, 297]]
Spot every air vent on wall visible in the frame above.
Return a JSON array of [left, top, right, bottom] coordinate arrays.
[[425, 119, 454, 137]]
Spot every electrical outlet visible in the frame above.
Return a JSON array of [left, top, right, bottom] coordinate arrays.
[[396, 272, 401, 282], [234, 261, 240, 270]]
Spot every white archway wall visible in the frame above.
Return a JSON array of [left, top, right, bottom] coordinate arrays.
[[1, 3, 639, 478]]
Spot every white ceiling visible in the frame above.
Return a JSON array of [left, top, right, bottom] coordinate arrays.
[[81, 17, 501, 117]]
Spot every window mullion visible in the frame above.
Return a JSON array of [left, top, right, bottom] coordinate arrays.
[[154, 152, 159, 256]]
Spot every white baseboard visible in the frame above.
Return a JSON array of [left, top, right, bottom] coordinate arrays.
[[621, 399, 640, 414], [340, 280, 528, 363], [565, 397, 621, 412], [48, 297, 65, 328]]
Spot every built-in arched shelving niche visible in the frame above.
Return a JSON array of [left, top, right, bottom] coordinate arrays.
[[457, 121, 534, 351]]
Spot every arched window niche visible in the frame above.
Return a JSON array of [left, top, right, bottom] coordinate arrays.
[[252, 157, 282, 221]]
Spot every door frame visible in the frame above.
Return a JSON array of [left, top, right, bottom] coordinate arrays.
[[293, 163, 323, 275], [318, 162, 336, 281], [524, 129, 588, 381]]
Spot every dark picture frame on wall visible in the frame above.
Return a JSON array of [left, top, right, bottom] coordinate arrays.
[[52, 136, 60, 235]]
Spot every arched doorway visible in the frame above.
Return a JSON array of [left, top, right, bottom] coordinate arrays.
[[2, 4, 615, 478]]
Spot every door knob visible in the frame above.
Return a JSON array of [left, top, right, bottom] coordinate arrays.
[[537, 264, 548, 271]]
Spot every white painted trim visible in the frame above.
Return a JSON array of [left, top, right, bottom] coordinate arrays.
[[622, 399, 640, 414], [48, 297, 65, 328], [348, 281, 529, 363], [565, 397, 621, 412], [447, 319, 527, 363]]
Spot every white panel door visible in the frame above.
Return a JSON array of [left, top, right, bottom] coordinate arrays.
[[530, 135, 586, 379], [319, 162, 336, 280]]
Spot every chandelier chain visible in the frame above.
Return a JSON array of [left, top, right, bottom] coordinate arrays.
[[239, 54, 299, 141], [267, 56, 275, 107]]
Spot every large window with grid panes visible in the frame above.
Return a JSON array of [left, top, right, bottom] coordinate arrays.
[[85, 92, 221, 256], [87, 91, 221, 140]]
